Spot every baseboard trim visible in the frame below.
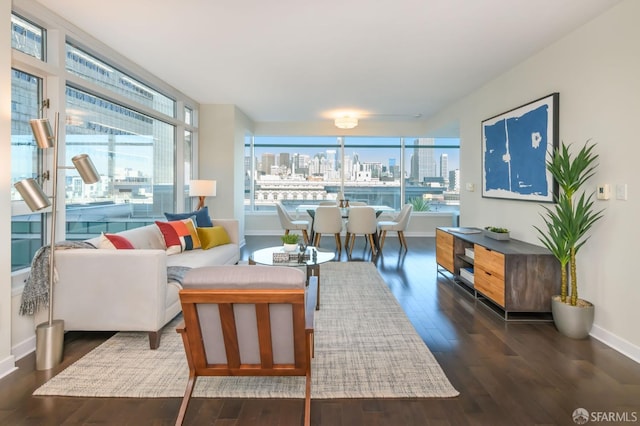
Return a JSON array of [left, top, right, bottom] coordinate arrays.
[[0, 355, 18, 381], [590, 324, 640, 364]]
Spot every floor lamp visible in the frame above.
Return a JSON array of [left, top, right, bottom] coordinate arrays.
[[14, 112, 100, 370], [189, 179, 216, 210]]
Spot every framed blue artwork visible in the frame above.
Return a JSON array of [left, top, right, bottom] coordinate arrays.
[[482, 93, 559, 202]]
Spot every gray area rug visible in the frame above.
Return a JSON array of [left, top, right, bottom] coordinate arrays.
[[34, 262, 459, 399]]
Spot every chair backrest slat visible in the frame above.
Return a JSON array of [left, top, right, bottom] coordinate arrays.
[[256, 303, 274, 368], [219, 303, 241, 369]]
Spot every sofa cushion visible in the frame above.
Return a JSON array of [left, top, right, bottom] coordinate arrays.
[[87, 224, 166, 250], [155, 218, 201, 254], [166, 242, 240, 269], [197, 226, 231, 250], [98, 233, 134, 249], [164, 206, 213, 228]]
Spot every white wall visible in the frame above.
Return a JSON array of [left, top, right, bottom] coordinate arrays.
[[0, 0, 17, 379], [199, 104, 252, 243], [427, 0, 639, 361]]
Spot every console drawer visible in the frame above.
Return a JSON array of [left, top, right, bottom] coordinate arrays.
[[474, 245, 504, 279], [474, 265, 505, 307]]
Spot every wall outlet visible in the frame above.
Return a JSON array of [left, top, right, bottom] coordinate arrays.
[[465, 183, 475, 192]]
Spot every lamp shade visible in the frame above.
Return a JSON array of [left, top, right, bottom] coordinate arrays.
[[189, 180, 217, 197], [334, 116, 358, 129], [71, 154, 100, 184], [14, 178, 51, 211], [29, 118, 55, 149]]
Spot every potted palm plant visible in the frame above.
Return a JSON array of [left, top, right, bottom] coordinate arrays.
[[534, 141, 604, 339]]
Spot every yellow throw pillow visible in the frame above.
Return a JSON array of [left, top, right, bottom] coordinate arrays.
[[197, 226, 231, 250]]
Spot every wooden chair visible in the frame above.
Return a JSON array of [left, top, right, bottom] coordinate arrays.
[[175, 265, 317, 426]]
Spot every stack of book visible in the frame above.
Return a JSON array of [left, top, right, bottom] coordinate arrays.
[[460, 267, 474, 285]]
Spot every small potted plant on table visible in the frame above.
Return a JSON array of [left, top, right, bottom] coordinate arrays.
[[483, 226, 510, 240], [281, 233, 300, 252]]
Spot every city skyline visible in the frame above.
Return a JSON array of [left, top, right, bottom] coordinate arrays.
[[250, 136, 460, 176]]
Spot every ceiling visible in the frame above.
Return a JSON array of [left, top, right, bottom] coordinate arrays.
[[34, 0, 620, 124]]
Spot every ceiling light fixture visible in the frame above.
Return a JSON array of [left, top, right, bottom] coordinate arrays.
[[334, 116, 358, 129]]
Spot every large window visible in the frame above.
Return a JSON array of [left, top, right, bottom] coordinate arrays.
[[11, 7, 196, 276], [11, 14, 44, 60], [11, 69, 45, 271], [245, 136, 460, 213], [66, 43, 175, 117], [404, 138, 461, 211], [64, 86, 176, 236]]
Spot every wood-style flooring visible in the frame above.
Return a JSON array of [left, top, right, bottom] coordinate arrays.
[[1, 235, 639, 425]]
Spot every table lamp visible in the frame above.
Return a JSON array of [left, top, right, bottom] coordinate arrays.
[[189, 179, 216, 210], [14, 112, 100, 370]]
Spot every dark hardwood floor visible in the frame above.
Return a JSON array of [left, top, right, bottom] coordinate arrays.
[[1, 235, 639, 425]]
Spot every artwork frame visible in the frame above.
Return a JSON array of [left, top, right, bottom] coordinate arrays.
[[482, 93, 559, 202]]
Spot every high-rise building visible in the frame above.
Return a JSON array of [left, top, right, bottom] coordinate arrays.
[[326, 150, 337, 171], [261, 153, 275, 175], [410, 138, 435, 182], [279, 153, 290, 169], [440, 153, 448, 178], [449, 169, 460, 191]]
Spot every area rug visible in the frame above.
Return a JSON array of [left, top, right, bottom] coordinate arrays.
[[34, 262, 459, 399]]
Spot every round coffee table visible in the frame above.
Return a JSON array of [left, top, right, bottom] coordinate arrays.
[[249, 246, 334, 310]]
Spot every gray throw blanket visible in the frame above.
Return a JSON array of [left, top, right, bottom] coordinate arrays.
[[20, 241, 96, 316], [167, 266, 191, 285]]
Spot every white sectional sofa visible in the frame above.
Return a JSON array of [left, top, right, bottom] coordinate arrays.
[[34, 218, 240, 349]]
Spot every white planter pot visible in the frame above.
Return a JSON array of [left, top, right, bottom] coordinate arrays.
[[551, 296, 595, 339], [483, 229, 510, 240], [283, 243, 298, 252]]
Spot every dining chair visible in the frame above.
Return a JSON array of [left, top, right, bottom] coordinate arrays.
[[276, 201, 310, 244], [319, 201, 337, 206], [348, 201, 367, 206], [377, 204, 413, 251], [345, 206, 378, 257], [312, 206, 342, 256], [176, 265, 316, 426]]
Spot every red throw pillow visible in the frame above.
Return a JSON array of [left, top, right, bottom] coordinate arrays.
[[99, 233, 134, 250]]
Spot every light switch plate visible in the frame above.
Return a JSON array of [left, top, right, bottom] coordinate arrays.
[[616, 184, 628, 200]]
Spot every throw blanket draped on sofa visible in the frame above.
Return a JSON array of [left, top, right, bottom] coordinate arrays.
[[20, 241, 97, 316], [167, 266, 191, 285], [21, 242, 194, 316]]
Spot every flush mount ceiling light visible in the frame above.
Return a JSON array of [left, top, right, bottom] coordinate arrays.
[[334, 116, 358, 129]]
